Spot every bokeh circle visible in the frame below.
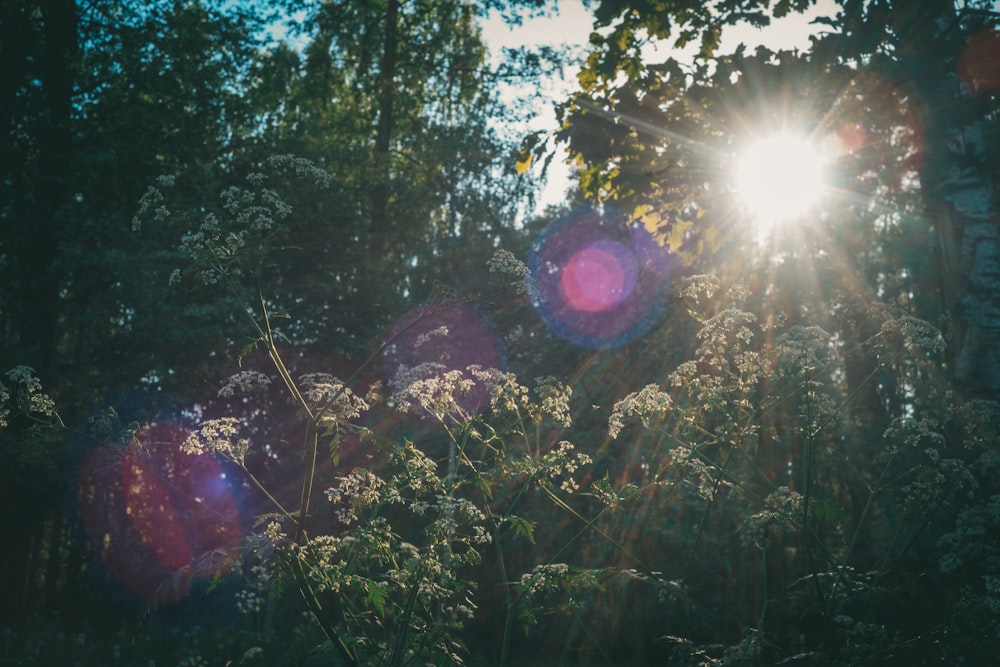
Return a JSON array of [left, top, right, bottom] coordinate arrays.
[[530, 210, 670, 349]]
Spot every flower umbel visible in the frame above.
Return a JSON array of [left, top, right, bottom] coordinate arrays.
[[182, 417, 250, 464], [298, 373, 369, 421], [218, 370, 272, 398], [609, 384, 672, 438]]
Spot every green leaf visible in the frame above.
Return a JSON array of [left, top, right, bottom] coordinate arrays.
[[508, 515, 536, 544], [365, 581, 388, 616]]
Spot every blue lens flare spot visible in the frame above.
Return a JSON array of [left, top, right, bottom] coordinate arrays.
[[530, 210, 669, 349], [78, 423, 241, 603]]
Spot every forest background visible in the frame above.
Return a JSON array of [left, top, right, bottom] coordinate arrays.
[[2, 0, 1000, 665]]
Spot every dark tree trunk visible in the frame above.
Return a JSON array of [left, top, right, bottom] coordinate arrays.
[[369, 0, 398, 261], [17, 0, 77, 379], [914, 9, 1000, 398]]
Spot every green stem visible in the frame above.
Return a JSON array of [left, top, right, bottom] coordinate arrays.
[[294, 421, 320, 544], [237, 463, 295, 520], [683, 444, 737, 581], [290, 556, 358, 666]]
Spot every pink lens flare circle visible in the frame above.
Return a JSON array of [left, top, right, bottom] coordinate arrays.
[[530, 210, 669, 349], [78, 423, 241, 603], [559, 240, 639, 313]]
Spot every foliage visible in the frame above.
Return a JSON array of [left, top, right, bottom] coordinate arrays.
[[3, 0, 1000, 665]]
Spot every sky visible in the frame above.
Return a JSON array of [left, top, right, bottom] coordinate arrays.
[[479, 0, 841, 210]]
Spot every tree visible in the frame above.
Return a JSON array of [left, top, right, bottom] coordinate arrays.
[[237, 0, 544, 355]]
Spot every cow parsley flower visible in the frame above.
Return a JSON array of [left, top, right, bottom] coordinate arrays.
[[488, 249, 538, 299], [218, 370, 271, 398], [298, 373, 369, 421], [609, 384, 672, 438], [182, 417, 250, 464]]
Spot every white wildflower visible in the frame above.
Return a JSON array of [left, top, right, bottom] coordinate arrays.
[[534, 376, 572, 427], [414, 326, 449, 348], [740, 486, 803, 547], [4, 366, 57, 419], [182, 417, 249, 464], [777, 325, 834, 375], [218, 370, 271, 398], [880, 315, 946, 355], [325, 469, 395, 525], [519, 563, 570, 595], [469, 366, 529, 414], [298, 373, 369, 421], [540, 441, 592, 493], [674, 274, 719, 304], [488, 249, 538, 299], [609, 384, 672, 438], [390, 363, 475, 420]]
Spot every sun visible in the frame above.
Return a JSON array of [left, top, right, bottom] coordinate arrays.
[[734, 133, 825, 236]]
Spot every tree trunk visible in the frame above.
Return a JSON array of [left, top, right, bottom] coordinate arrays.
[[927, 29, 1000, 398], [18, 0, 77, 378], [369, 0, 399, 261]]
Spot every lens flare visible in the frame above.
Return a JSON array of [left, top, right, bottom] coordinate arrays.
[[559, 241, 638, 313], [79, 424, 241, 603], [530, 210, 667, 349]]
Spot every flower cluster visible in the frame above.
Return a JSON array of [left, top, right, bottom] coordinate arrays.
[[389, 441, 440, 495], [518, 562, 570, 596], [1, 366, 59, 427], [698, 308, 757, 350], [776, 325, 835, 376], [539, 441, 592, 493], [414, 326, 449, 348], [418, 494, 491, 545], [532, 376, 573, 427], [235, 563, 272, 615], [130, 174, 175, 231], [469, 366, 528, 414], [390, 363, 476, 420], [673, 273, 719, 305], [740, 486, 803, 548], [513, 564, 603, 630], [181, 417, 249, 464], [218, 370, 271, 398], [267, 154, 334, 189], [879, 315, 946, 356], [326, 469, 400, 525], [488, 248, 538, 299], [298, 373, 369, 421], [608, 383, 672, 438], [901, 457, 977, 515]]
